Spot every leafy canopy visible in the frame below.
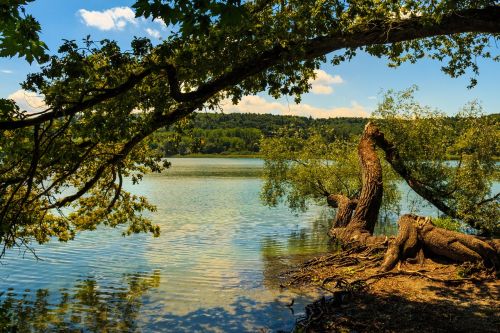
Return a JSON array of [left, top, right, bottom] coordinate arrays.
[[261, 89, 499, 235], [0, 0, 47, 63], [260, 127, 401, 215]]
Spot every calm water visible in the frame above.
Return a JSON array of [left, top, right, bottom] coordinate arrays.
[[0, 158, 334, 332], [0, 158, 492, 332]]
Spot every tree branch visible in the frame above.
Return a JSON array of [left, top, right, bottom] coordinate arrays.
[[1, 7, 498, 130]]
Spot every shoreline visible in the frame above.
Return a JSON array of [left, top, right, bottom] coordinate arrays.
[[166, 153, 263, 158]]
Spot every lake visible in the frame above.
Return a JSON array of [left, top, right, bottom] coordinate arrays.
[[0, 158, 478, 332], [0, 158, 334, 332]]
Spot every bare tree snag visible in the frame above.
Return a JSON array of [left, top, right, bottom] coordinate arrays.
[[327, 194, 357, 228], [381, 214, 500, 272]]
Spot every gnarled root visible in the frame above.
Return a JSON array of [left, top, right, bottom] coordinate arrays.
[[381, 214, 499, 272], [329, 226, 387, 248]]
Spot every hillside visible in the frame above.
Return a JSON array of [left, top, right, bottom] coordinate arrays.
[[151, 112, 368, 156]]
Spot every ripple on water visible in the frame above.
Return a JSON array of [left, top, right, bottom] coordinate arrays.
[[0, 158, 363, 332]]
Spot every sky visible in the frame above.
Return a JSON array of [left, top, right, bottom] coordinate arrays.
[[0, 0, 498, 118]]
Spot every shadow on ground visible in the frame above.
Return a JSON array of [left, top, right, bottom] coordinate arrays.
[[298, 280, 499, 333]]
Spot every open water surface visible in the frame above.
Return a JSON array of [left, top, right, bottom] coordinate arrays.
[[0, 158, 491, 332], [0, 158, 334, 332]]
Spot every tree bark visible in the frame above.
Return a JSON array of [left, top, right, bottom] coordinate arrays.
[[327, 194, 357, 228], [381, 214, 500, 271], [328, 122, 386, 247], [346, 122, 383, 234], [367, 122, 462, 220], [327, 122, 499, 271]]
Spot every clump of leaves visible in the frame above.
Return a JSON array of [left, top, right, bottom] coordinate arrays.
[[260, 126, 401, 215], [431, 217, 462, 232], [374, 87, 499, 235]]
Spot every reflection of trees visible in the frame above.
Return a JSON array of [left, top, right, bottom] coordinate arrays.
[[260, 210, 400, 288], [260, 211, 334, 288], [0, 271, 160, 332]]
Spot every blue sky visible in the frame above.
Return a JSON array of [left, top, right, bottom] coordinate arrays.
[[1, 0, 498, 118]]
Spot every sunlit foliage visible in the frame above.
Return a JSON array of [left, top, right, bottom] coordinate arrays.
[[374, 87, 499, 234], [260, 127, 401, 215]]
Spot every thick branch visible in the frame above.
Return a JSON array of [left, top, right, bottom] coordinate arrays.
[[0, 68, 155, 130], [177, 6, 500, 103], [367, 122, 469, 222], [327, 194, 358, 228], [48, 105, 196, 209], [1, 7, 498, 130]]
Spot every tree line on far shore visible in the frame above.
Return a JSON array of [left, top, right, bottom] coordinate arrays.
[[150, 112, 367, 156], [149, 112, 498, 157]]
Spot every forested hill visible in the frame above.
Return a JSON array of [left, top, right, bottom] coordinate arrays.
[[151, 112, 368, 156], [190, 112, 367, 137], [151, 112, 499, 157]]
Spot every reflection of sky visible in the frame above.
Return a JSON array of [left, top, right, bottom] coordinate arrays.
[[0, 158, 328, 332], [131, 162, 328, 321]]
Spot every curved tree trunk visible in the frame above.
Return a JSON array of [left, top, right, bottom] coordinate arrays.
[[329, 122, 385, 246], [325, 122, 499, 270], [346, 123, 383, 234], [327, 194, 357, 229]]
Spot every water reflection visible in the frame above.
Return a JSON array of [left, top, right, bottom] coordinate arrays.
[[0, 271, 160, 332], [1, 158, 480, 332], [260, 211, 337, 292]]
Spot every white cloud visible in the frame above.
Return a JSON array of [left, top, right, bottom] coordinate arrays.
[[146, 28, 161, 39], [220, 95, 369, 118], [368, 96, 377, 100], [8, 89, 47, 114], [78, 7, 137, 31], [153, 18, 167, 30], [308, 70, 343, 95], [1, 69, 13, 74]]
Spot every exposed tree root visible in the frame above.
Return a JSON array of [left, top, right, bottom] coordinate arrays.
[[285, 253, 498, 332], [289, 122, 499, 331], [325, 123, 500, 273], [280, 245, 386, 288], [356, 269, 496, 286], [380, 214, 500, 272]]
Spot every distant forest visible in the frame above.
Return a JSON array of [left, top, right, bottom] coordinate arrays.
[[150, 112, 368, 156], [149, 112, 499, 157]]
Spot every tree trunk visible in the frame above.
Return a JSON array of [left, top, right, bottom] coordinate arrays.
[[329, 122, 385, 246], [346, 123, 383, 234], [325, 122, 499, 270], [327, 194, 357, 228]]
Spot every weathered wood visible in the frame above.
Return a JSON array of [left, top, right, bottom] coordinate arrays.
[[380, 214, 500, 271], [345, 122, 383, 234], [326, 122, 499, 271], [327, 194, 357, 228]]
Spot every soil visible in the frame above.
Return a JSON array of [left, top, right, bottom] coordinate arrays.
[[279, 250, 499, 333]]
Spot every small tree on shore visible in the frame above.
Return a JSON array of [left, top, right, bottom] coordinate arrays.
[[261, 88, 499, 269]]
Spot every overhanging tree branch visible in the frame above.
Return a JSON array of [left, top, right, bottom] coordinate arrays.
[[0, 6, 498, 130]]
